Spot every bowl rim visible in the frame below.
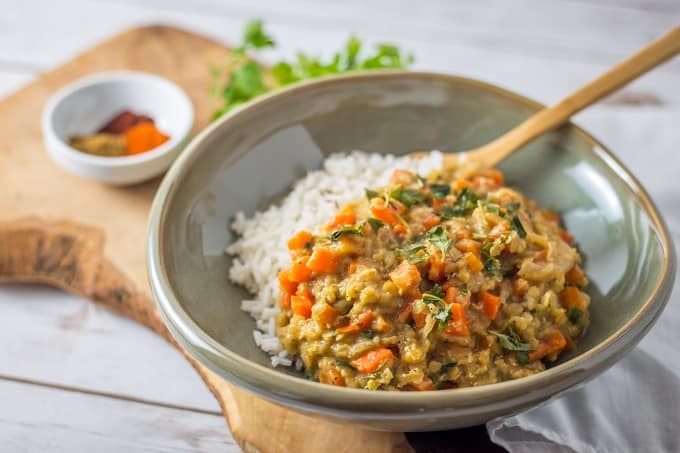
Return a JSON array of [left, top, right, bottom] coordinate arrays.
[[41, 70, 194, 167], [147, 70, 675, 409]]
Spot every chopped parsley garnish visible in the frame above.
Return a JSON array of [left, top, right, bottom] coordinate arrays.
[[427, 226, 452, 256], [212, 21, 413, 118], [365, 188, 379, 200], [392, 187, 426, 207], [335, 359, 354, 368], [510, 215, 527, 238], [423, 284, 444, 303], [398, 243, 429, 264], [460, 283, 469, 295], [430, 183, 451, 199], [440, 361, 457, 371], [490, 328, 533, 352], [433, 304, 452, 329], [367, 217, 384, 231], [484, 258, 505, 277], [568, 307, 583, 324], [360, 331, 376, 339], [441, 188, 479, 218], [506, 202, 521, 212], [486, 203, 504, 216], [329, 225, 363, 241], [517, 351, 529, 364]]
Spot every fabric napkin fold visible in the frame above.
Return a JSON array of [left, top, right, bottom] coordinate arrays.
[[488, 288, 680, 453]]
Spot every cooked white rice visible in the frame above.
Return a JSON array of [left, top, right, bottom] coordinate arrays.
[[226, 150, 444, 367]]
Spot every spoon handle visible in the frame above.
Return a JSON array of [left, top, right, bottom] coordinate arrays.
[[471, 25, 680, 166]]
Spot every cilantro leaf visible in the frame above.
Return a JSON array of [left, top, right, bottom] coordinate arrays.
[[365, 188, 380, 200], [505, 202, 521, 212], [367, 217, 384, 231], [490, 329, 533, 352], [391, 188, 426, 207], [398, 243, 429, 264], [460, 283, 469, 295], [427, 226, 452, 256], [568, 307, 582, 324], [511, 215, 527, 238], [517, 351, 529, 364], [329, 225, 362, 241], [423, 288, 445, 304], [434, 304, 452, 329], [360, 331, 376, 339], [430, 183, 451, 199], [441, 188, 479, 218], [335, 359, 354, 368], [212, 20, 413, 119], [239, 20, 275, 52]]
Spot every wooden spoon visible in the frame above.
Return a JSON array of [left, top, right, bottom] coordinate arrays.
[[418, 25, 680, 168]]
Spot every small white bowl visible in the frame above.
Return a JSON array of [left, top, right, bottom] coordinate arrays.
[[42, 71, 194, 185]]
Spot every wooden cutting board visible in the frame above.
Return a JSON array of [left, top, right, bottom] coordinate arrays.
[[0, 26, 499, 453]]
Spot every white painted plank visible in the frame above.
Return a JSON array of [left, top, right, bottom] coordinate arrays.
[[0, 285, 219, 413], [0, 0, 678, 108], [0, 378, 237, 452]]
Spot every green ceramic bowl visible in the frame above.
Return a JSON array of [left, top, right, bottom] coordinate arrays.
[[147, 72, 675, 431]]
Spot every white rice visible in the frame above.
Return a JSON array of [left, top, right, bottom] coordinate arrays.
[[226, 151, 443, 367]]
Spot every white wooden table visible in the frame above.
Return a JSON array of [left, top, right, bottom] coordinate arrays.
[[1, 1, 678, 451]]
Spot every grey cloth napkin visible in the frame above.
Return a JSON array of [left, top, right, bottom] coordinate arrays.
[[487, 282, 680, 453]]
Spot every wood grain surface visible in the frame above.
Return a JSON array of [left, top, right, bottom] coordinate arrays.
[[0, 27, 409, 453]]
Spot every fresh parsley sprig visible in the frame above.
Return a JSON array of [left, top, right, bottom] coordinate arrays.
[[212, 20, 414, 119]]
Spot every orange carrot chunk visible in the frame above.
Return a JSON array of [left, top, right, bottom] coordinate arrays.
[[389, 260, 422, 294], [330, 207, 356, 227], [336, 312, 374, 334], [559, 286, 585, 310], [315, 303, 339, 325], [287, 230, 313, 250], [464, 253, 483, 273], [319, 367, 345, 386], [565, 265, 585, 284], [352, 348, 395, 373], [289, 261, 312, 283], [306, 248, 339, 274], [370, 198, 398, 225], [445, 303, 469, 336], [423, 214, 441, 230], [479, 291, 501, 320], [444, 286, 459, 304], [291, 295, 313, 318], [278, 268, 298, 293], [279, 291, 291, 309], [529, 330, 567, 362], [455, 239, 481, 255], [559, 228, 575, 244]]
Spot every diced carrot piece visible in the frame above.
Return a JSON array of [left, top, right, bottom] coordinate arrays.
[[351, 348, 395, 373], [289, 260, 312, 282], [455, 239, 481, 255], [409, 377, 435, 391], [389, 260, 422, 294], [423, 214, 441, 230], [370, 198, 398, 225], [565, 265, 585, 284], [291, 295, 313, 318], [315, 303, 339, 325], [479, 291, 501, 320], [391, 169, 415, 185], [464, 253, 483, 273], [279, 291, 291, 309], [287, 230, 313, 250], [559, 286, 585, 310], [445, 286, 459, 304], [533, 249, 549, 263], [529, 330, 567, 362], [445, 303, 469, 336], [394, 223, 408, 235], [330, 206, 356, 227], [559, 228, 574, 244], [431, 198, 445, 212], [397, 301, 413, 323], [412, 305, 428, 329], [278, 268, 298, 293], [452, 179, 471, 192], [456, 229, 472, 240], [336, 312, 373, 334], [428, 253, 446, 281], [319, 367, 345, 386], [295, 283, 314, 302], [348, 262, 358, 274], [391, 199, 407, 215], [486, 168, 504, 186], [307, 248, 339, 274]]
